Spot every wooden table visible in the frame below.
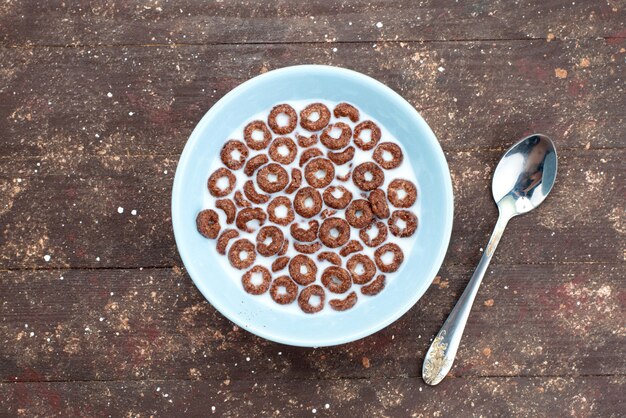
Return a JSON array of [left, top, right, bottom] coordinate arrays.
[[1, 1, 624, 416]]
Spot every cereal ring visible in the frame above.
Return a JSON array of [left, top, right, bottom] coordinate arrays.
[[298, 284, 326, 314], [220, 140, 249, 170], [293, 187, 323, 218], [267, 196, 295, 226], [299, 147, 323, 167], [304, 158, 335, 188], [244, 120, 272, 150], [271, 256, 290, 273], [322, 186, 353, 209], [319, 217, 351, 248], [270, 275, 298, 305], [317, 251, 342, 266], [284, 168, 302, 194], [353, 120, 381, 151], [344, 199, 374, 229], [196, 209, 221, 239], [294, 241, 322, 254], [387, 179, 417, 208], [216, 229, 240, 255], [268, 104, 297, 135], [290, 220, 319, 242], [361, 274, 386, 296], [368, 189, 390, 219], [352, 162, 384, 191], [346, 254, 376, 284], [333, 102, 360, 123], [235, 207, 267, 232], [278, 238, 289, 256], [244, 154, 269, 177], [243, 180, 270, 204], [359, 221, 388, 248], [268, 136, 297, 165], [289, 254, 317, 286], [336, 165, 353, 182], [228, 238, 256, 270], [320, 208, 337, 219], [256, 225, 285, 257], [256, 163, 289, 193], [388, 210, 418, 238], [215, 199, 236, 224], [241, 265, 271, 295], [300, 103, 331, 131], [329, 291, 358, 311], [321, 266, 352, 294], [374, 243, 404, 273], [296, 133, 318, 148], [327, 146, 355, 166], [320, 122, 352, 150], [234, 190, 252, 208], [373, 142, 403, 169], [339, 240, 364, 257], [208, 167, 236, 197]]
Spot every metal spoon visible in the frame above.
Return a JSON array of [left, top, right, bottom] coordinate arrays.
[[422, 134, 558, 386]]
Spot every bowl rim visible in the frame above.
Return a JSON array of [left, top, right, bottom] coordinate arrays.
[[172, 64, 454, 347]]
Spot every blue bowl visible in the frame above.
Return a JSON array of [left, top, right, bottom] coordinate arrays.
[[172, 65, 453, 347]]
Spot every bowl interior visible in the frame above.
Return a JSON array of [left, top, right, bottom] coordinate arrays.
[[172, 65, 453, 347]]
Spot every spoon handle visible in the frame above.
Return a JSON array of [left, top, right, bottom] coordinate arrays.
[[422, 214, 510, 385]]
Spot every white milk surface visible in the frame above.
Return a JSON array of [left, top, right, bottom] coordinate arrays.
[[204, 100, 420, 314]]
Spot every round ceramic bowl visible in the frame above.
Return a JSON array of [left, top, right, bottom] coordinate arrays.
[[172, 65, 453, 347]]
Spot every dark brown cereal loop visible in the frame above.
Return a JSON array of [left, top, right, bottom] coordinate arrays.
[[235, 207, 267, 232], [215, 199, 236, 224], [374, 243, 404, 273], [284, 168, 302, 194], [241, 265, 271, 295], [208, 167, 236, 197], [320, 208, 337, 219], [344, 199, 374, 229], [322, 185, 353, 209], [298, 284, 326, 313], [234, 190, 252, 208], [361, 274, 386, 296], [368, 188, 390, 219], [353, 120, 382, 151], [228, 238, 256, 270], [294, 241, 322, 254], [270, 275, 298, 305], [359, 221, 388, 248], [339, 240, 364, 257], [352, 162, 384, 191], [293, 187, 323, 218], [317, 251, 342, 266], [244, 154, 269, 177], [290, 220, 320, 242], [320, 122, 352, 150], [299, 147, 324, 167], [321, 266, 352, 294], [243, 120, 272, 150], [346, 254, 376, 284], [196, 209, 221, 239], [289, 254, 317, 285], [304, 158, 335, 188], [319, 217, 351, 248], [256, 225, 285, 257], [220, 140, 249, 170], [333, 102, 360, 122], [271, 256, 290, 273], [256, 163, 289, 193], [373, 142, 404, 169], [388, 210, 418, 238], [269, 136, 297, 165], [266, 196, 295, 226], [267, 104, 297, 135], [243, 180, 270, 204], [216, 229, 240, 255], [278, 238, 289, 256], [329, 291, 358, 311], [300, 103, 331, 131], [327, 146, 355, 166], [387, 179, 418, 208], [296, 133, 318, 148]]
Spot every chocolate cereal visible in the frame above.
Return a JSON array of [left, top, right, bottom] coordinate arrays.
[[234, 190, 252, 208], [278, 238, 289, 256], [329, 291, 357, 311], [374, 243, 404, 273], [339, 240, 364, 257], [299, 147, 324, 167], [327, 146, 355, 165], [208, 167, 236, 197], [216, 229, 240, 255], [269, 136, 297, 165], [373, 142, 403, 169], [294, 241, 322, 254], [368, 188, 390, 219], [333, 102, 360, 122], [268, 104, 297, 135], [241, 265, 271, 295], [243, 180, 270, 204], [344, 199, 374, 229], [271, 256, 290, 272], [388, 210, 418, 238], [244, 154, 269, 177], [196, 209, 221, 239], [359, 221, 388, 247], [387, 179, 417, 208], [346, 254, 376, 284], [317, 251, 342, 266], [235, 207, 267, 232], [296, 133, 318, 148], [294, 187, 323, 218], [256, 225, 285, 257], [353, 120, 381, 151], [304, 157, 335, 188], [290, 220, 319, 242], [320, 122, 351, 150], [228, 238, 256, 270], [267, 196, 295, 226], [270, 275, 298, 304], [300, 103, 331, 131], [256, 163, 289, 193], [321, 266, 352, 294], [244, 120, 272, 150], [220, 140, 249, 170], [322, 185, 353, 209], [284, 168, 302, 194], [298, 284, 325, 313], [289, 254, 317, 285], [352, 162, 384, 191], [215, 198, 236, 224], [361, 274, 386, 296], [319, 217, 351, 248]]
